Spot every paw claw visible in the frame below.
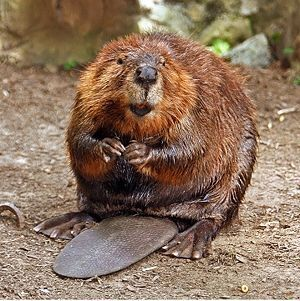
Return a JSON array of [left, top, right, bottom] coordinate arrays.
[[124, 142, 151, 167], [35, 212, 95, 240], [192, 250, 201, 259], [33, 224, 42, 232], [100, 138, 125, 162], [162, 219, 217, 260], [50, 229, 59, 239], [172, 250, 180, 257]]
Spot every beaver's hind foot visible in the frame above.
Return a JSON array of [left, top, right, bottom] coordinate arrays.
[[34, 212, 96, 239], [162, 219, 217, 259]]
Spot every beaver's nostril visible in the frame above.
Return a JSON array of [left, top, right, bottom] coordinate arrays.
[[135, 66, 157, 85]]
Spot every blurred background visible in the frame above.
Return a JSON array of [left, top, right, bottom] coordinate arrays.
[[0, 0, 299, 76]]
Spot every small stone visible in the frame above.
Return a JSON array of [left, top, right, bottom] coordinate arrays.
[[153, 275, 160, 281], [2, 89, 9, 97], [38, 288, 50, 294], [126, 285, 137, 292], [235, 254, 248, 263], [44, 168, 51, 174], [267, 120, 273, 129]]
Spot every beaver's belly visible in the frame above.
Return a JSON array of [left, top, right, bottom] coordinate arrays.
[[77, 156, 203, 211]]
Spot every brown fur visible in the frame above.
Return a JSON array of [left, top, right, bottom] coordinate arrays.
[[41, 32, 258, 258]]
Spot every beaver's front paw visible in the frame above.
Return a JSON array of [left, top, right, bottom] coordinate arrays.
[[124, 141, 151, 167], [162, 219, 217, 259], [100, 138, 125, 163]]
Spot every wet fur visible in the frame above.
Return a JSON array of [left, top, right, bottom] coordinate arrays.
[[67, 32, 258, 237]]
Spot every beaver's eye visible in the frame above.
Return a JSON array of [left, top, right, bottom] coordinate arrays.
[[117, 58, 124, 65], [160, 57, 166, 66]]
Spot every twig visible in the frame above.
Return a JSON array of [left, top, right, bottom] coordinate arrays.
[[277, 107, 296, 115], [0, 201, 25, 228]]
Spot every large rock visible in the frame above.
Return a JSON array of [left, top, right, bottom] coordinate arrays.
[[138, 1, 192, 35], [138, 0, 243, 42], [250, 0, 300, 65], [223, 33, 272, 68], [0, 0, 139, 66], [198, 15, 252, 46]]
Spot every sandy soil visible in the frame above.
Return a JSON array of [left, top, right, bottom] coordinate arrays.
[[0, 62, 299, 299]]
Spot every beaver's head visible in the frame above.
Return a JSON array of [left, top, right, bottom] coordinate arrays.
[[78, 33, 198, 139], [113, 50, 165, 118]]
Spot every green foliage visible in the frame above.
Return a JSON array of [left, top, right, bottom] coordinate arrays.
[[208, 38, 231, 56], [271, 32, 282, 43], [283, 47, 294, 56], [293, 76, 300, 86], [63, 59, 78, 71]]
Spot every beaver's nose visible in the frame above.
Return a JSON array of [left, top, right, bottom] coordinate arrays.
[[135, 66, 157, 85]]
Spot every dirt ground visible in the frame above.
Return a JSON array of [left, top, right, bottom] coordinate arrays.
[[0, 61, 299, 299]]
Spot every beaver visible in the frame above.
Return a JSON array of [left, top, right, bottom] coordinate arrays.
[[34, 32, 258, 259]]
